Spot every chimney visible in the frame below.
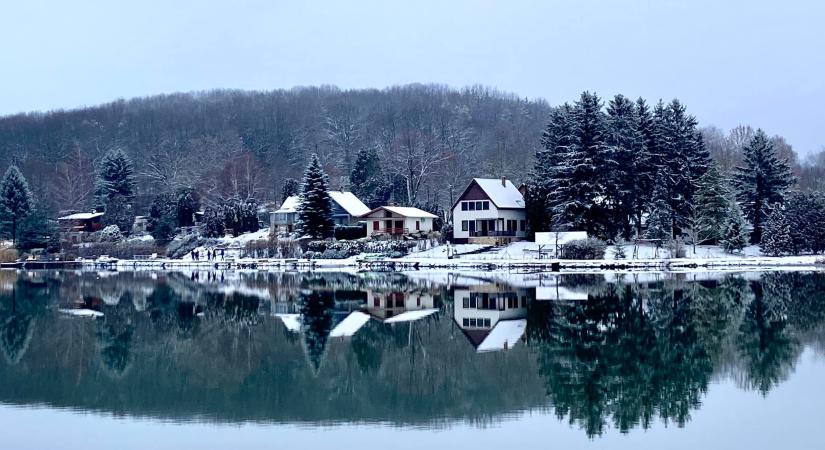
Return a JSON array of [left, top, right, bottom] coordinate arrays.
[[501, 176, 506, 187]]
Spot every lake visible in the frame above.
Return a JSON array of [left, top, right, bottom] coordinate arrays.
[[1, 269, 824, 449]]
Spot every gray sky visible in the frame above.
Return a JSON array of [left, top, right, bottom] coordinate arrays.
[[2, 0, 824, 154]]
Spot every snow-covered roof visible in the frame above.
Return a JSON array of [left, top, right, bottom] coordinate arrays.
[[361, 206, 438, 219], [460, 178, 525, 209], [58, 212, 104, 220], [477, 319, 527, 353], [274, 191, 370, 217], [275, 313, 302, 333], [384, 308, 438, 323], [329, 191, 371, 217], [535, 286, 589, 301], [330, 311, 371, 337], [274, 196, 300, 214]]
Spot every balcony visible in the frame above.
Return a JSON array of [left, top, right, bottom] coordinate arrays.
[[373, 227, 410, 236]]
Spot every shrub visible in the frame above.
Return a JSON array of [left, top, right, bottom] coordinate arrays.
[[98, 225, 123, 242], [0, 248, 18, 263], [560, 238, 606, 260], [334, 224, 366, 240], [167, 232, 215, 259]]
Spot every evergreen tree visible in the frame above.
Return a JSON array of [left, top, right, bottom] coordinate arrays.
[[95, 148, 136, 206], [15, 209, 54, 250], [644, 172, 673, 243], [103, 194, 135, 234], [551, 92, 609, 236], [202, 205, 225, 238], [784, 192, 825, 254], [604, 94, 643, 238], [296, 154, 334, 239], [760, 206, 793, 256], [349, 147, 385, 208], [690, 162, 731, 245], [0, 165, 34, 244], [720, 200, 749, 253], [175, 187, 200, 227], [281, 178, 300, 203], [733, 130, 795, 243], [632, 98, 659, 237], [527, 104, 574, 235], [148, 192, 178, 243]]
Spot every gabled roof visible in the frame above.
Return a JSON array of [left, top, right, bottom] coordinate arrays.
[[330, 311, 372, 338], [361, 206, 438, 219], [57, 212, 104, 220], [329, 191, 371, 217], [453, 178, 525, 210], [477, 319, 527, 353], [275, 191, 370, 217]]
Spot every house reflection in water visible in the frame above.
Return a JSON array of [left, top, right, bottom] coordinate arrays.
[[453, 284, 528, 352]]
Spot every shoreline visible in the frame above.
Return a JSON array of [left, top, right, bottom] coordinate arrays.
[[4, 254, 822, 273]]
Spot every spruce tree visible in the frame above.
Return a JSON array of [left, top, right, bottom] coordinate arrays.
[[349, 147, 384, 208], [691, 162, 731, 245], [632, 98, 659, 236], [528, 103, 574, 235], [148, 192, 178, 243], [721, 200, 749, 254], [551, 92, 609, 236], [95, 148, 136, 206], [760, 206, 793, 256], [296, 154, 334, 239], [605, 94, 643, 238], [0, 165, 34, 244], [733, 130, 794, 243], [175, 187, 200, 228], [644, 172, 673, 243]]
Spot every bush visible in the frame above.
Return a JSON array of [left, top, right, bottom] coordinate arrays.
[[98, 225, 123, 242], [0, 248, 18, 263], [166, 232, 215, 259], [303, 238, 417, 259], [334, 224, 366, 240], [560, 238, 606, 260], [76, 241, 166, 259]]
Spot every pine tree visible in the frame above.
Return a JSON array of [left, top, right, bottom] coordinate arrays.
[[760, 206, 793, 256], [632, 98, 659, 237], [281, 178, 300, 203], [16, 208, 54, 250], [148, 192, 178, 243], [721, 200, 749, 254], [95, 148, 136, 206], [690, 162, 731, 245], [733, 130, 795, 243], [296, 154, 335, 239], [0, 165, 34, 244], [202, 206, 225, 238], [103, 194, 135, 234], [644, 172, 673, 243]]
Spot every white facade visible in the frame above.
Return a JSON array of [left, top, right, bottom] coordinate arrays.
[[451, 179, 527, 243], [362, 206, 436, 237]]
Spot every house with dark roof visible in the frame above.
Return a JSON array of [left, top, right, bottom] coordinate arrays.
[[451, 177, 527, 244]]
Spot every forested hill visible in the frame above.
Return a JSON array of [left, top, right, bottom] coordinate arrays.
[[0, 84, 551, 213]]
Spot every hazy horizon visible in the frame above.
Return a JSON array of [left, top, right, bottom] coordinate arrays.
[[2, 0, 824, 155]]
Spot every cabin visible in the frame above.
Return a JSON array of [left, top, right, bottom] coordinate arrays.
[[451, 177, 527, 244], [361, 206, 437, 237], [57, 212, 105, 232], [271, 191, 370, 232]]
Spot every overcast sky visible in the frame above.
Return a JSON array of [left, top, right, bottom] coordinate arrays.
[[2, 0, 823, 154]]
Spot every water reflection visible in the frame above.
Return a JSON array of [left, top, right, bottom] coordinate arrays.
[[0, 269, 824, 436]]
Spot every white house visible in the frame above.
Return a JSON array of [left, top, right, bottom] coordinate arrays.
[[270, 191, 370, 232], [453, 285, 529, 352], [361, 206, 437, 237], [451, 177, 527, 244]]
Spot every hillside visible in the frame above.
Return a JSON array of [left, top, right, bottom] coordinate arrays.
[[0, 84, 551, 213]]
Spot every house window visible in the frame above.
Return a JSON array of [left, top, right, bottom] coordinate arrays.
[[463, 318, 469, 327], [461, 220, 468, 231], [469, 296, 477, 308], [374, 297, 380, 307], [482, 201, 490, 210], [469, 318, 477, 327], [468, 202, 476, 211], [463, 297, 469, 308], [373, 221, 379, 231], [462, 202, 468, 211], [520, 220, 526, 231], [483, 318, 491, 327], [475, 201, 483, 210], [416, 220, 420, 230]]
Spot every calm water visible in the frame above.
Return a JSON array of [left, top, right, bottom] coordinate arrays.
[[1, 269, 824, 449]]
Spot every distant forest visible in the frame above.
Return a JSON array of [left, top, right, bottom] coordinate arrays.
[[0, 84, 823, 217]]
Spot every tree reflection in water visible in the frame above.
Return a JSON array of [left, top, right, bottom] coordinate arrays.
[[0, 270, 822, 436]]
